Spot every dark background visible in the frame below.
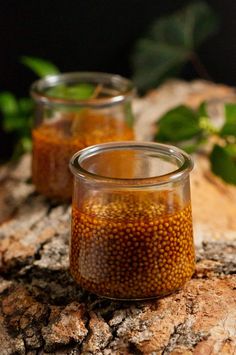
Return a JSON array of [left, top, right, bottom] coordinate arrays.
[[1, 0, 236, 98]]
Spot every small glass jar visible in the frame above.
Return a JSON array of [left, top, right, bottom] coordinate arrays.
[[31, 72, 135, 200], [69, 142, 195, 300]]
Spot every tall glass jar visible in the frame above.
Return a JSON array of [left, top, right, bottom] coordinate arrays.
[[31, 72, 135, 200], [69, 142, 195, 300]]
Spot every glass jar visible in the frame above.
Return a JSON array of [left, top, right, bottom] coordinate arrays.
[[69, 142, 195, 300], [31, 72, 135, 200]]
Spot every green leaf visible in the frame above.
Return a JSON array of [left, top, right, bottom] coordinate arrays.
[[132, 1, 218, 91], [224, 103, 236, 123], [155, 105, 201, 142], [18, 98, 33, 115], [220, 122, 236, 137], [21, 136, 32, 152], [210, 144, 236, 185], [189, 2, 219, 47], [132, 40, 188, 91], [124, 102, 135, 128], [0, 92, 18, 117], [3, 116, 25, 132], [149, 2, 218, 49], [198, 101, 208, 117], [220, 103, 236, 137], [46, 83, 95, 100], [21, 56, 60, 77], [65, 84, 95, 100], [224, 144, 236, 158]]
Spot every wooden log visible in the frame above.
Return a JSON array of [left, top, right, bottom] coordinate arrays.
[[0, 80, 236, 354]]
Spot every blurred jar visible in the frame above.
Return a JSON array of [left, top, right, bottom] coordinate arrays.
[[70, 142, 195, 300], [31, 72, 135, 200]]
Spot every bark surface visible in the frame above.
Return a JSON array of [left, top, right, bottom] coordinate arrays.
[[0, 81, 236, 355]]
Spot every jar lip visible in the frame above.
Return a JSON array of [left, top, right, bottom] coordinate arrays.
[[30, 71, 135, 107], [69, 142, 194, 187]]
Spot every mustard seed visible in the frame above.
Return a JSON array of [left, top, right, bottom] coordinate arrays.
[[70, 192, 195, 299]]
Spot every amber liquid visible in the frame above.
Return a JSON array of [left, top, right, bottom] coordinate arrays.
[[70, 192, 195, 299], [32, 112, 134, 200]]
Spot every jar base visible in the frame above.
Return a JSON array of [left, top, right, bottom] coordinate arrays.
[[75, 281, 185, 301], [91, 289, 181, 301], [70, 267, 195, 302]]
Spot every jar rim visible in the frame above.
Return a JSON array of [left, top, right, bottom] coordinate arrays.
[[69, 142, 193, 187], [30, 71, 135, 108]]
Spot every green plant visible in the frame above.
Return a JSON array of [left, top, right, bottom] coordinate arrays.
[[131, 1, 219, 92], [0, 57, 99, 161], [0, 57, 60, 161], [155, 102, 236, 185]]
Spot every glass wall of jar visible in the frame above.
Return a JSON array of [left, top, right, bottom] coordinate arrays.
[[31, 72, 135, 200], [69, 142, 195, 300]]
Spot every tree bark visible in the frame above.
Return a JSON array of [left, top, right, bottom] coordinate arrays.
[[0, 80, 236, 355]]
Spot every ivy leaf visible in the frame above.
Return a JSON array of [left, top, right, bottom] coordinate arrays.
[[155, 105, 201, 142], [3, 116, 27, 132], [18, 98, 34, 115], [0, 92, 18, 117], [21, 56, 60, 77], [220, 122, 236, 137], [210, 144, 236, 185], [224, 103, 236, 123], [124, 102, 135, 128], [132, 1, 218, 91], [224, 143, 236, 158], [0, 56, 60, 161], [46, 83, 95, 100], [154, 100, 236, 186], [198, 101, 208, 117], [220, 103, 236, 137], [0, 93, 33, 133], [21, 136, 32, 151], [132, 40, 188, 91]]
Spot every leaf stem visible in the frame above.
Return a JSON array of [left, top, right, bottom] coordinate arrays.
[[91, 84, 103, 99], [189, 52, 212, 81]]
